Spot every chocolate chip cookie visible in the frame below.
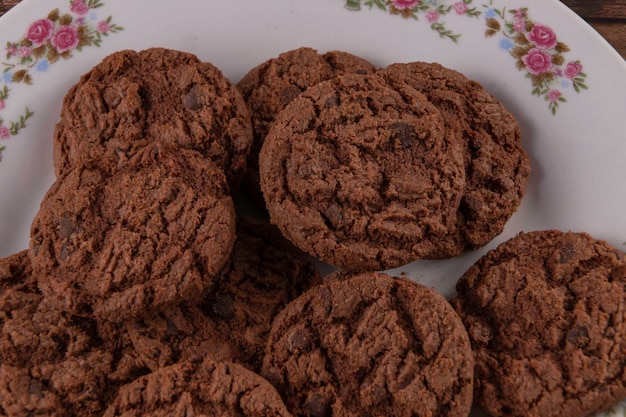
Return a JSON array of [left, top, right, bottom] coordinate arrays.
[[451, 230, 626, 417], [237, 47, 377, 209], [0, 252, 148, 417], [261, 272, 474, 417], [30, 144, 236, 322], [259, 73, 465, 271], [54, 47, 253, 186], [123, 217, 321, 373], [103, 358, 292, 417], [379, 62, 530, 258]]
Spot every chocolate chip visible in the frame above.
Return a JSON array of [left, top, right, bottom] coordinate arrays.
[[324, 96, 340, 108], [287, 328, 312, 353], [58, 214, 76, 239], [304, 392, 332, 417], [28, 379, 44, 398], [566, 325, 589, 347], [281, 86, 302, 106], [165, 319, 178, 338], [209, 294, 234, 320], [184, 87, 202, 110], [389, 122, 416, 148], [324, 203, 344, 228], [558, 243, 576, 263]]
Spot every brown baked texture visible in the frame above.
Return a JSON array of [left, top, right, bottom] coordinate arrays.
[[0, 251, 148, 417], [120, 216, 322, 373], [259, 72, 465, 271], [30, 144, 236, 323], [237, 47, 377, 210], [451, 230, 626, 417], [261, 272, 474, 417], [379, 61, 530, 258], [103, 358, 293, 417], [53, 47, 253, 187]]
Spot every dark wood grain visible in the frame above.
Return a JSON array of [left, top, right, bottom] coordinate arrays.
[[0, 0, 624, 58], [0, 0, 20, 16], [560, 0, 626, 20], [561, 0, 626, 58]]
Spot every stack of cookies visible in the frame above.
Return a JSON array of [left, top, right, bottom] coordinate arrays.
[[243, 47, 531, 271], [1, 46, 624, 417], [1, 48, 325, 416]]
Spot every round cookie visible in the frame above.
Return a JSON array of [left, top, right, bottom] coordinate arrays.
[[0, 252, 148, 417], [451, 230, 626, 417], [259, 73, 466, 271], [103, 358, 293, 417], [261, 272, 474, 417], [123, 216, 322, 373], [54, 47, 253, 186], [30, 144, 236, 322], [237, 47, 377, 209], [379, 61, 531, 258]]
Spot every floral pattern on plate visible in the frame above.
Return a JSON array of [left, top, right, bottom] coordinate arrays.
[[345, 0, 482, 42], [483, 5, 588, 114], [344, 0, 589, 115], [0, 0, 122, 161]]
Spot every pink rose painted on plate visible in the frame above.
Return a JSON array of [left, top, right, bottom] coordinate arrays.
[[525, 23, 558, 49], [17, 46, 31, 58], [426, 10, 440, 22], [97, 20, 111, 33], [25, 19, 55, 46], [391, 0, 421, 10], [0, 126, 10, 140], [50, 25, 79, 53], [522, 48, 552, 74], [546, 89, 562, 102], [564, 61, 583, 79], [69, 0, 89, 16], [513, 8, 527, 19], [453, 2, 468, 14]]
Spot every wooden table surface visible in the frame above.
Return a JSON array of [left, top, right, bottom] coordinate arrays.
[[1, 0, 624, 58]]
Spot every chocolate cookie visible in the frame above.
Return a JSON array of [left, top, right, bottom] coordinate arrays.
[[0, 252, 148, 417], [53, 47, 253, 186], [237, 47, 377, 209], [259, 73, 465, 271], [261, 272, 474, 417], [103, 358, 292, 417], [30, 144, 236, 322], [379, 61, 530, 258], [451, 230, 626, 417], [0, 250, 32, 296], [123, 217, 321, 373]]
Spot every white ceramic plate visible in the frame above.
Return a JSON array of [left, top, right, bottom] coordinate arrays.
[[0, 0, 624, 415]]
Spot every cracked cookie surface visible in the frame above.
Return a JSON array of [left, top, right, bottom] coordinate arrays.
[[261, 272, 474, 417], [54, 47, 253, 187], [259, 73, 465, 271], [30, 144, 236, 322], [103, 358, 292, 417], [451, 230, 626, 417], [121, 217, 321, 373], [237, 47, 377, 210], [379, 62, 530, 258], [0, 251, 147, 417]]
